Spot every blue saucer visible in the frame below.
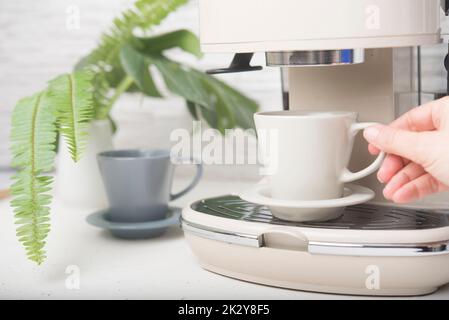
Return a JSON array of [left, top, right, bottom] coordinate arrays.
[[86, 207, 181, 239]]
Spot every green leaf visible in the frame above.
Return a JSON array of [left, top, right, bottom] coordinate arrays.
[[144, 54, 258, 131], [186, 101, 199, 120], [198, 71, 258, 130], [77, 0, 188, 70], [120, 44, 162, 97], [198, 105, 219, 130], [75, 53, 139, 92], [146, 54, 214, 107], [10, 91, 58, 265], [47, 71, 95, 162], [108, 115, 118, 134], [75, 0, 188, 116], [136, 29, 202, 58]]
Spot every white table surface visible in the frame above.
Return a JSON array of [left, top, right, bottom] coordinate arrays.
[[1, 172, 449, 300]]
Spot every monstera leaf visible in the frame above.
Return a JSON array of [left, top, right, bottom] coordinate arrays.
[[135, 29, 202, 58], [119, 42, 258, 132]]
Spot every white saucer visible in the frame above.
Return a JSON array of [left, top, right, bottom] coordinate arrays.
[[239, 183, 374, 222]]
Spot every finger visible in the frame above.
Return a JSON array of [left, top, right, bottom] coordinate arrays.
[[389, 97, 447, 131], [368, 144, 380, 155], [367, 96, 447, 154], [391, 174, 449, 204], [377, 154, 405, 183], [363, 125, 432, 166], [382, 162, 426, 200]]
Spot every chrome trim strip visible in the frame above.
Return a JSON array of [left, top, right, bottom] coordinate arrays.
[[182, 220, 263, 248], [182, 219, 449, 257], [266, 49, 365, 67], [308, 241, 449, 257]]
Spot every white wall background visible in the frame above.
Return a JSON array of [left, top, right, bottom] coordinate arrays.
[[0, 0, 282, 175]]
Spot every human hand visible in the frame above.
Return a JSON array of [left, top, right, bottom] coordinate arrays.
[[363, 97, 449, 204]]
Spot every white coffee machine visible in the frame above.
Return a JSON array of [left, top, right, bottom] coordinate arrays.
[[182, 0, 449, 296]]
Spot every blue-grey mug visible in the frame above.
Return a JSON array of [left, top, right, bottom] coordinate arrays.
[[97, 149, 202, 223]]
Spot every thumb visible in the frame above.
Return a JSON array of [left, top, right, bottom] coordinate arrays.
[[363, 125, 431, 165]]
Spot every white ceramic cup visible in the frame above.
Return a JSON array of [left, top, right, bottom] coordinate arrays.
[[254, 110, 385, 201]]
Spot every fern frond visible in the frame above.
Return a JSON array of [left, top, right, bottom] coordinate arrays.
[[76, 0, 188, 117], [92, 0, 188, 66], [48, 72, 95, 162], [10, 92, 58, 265]]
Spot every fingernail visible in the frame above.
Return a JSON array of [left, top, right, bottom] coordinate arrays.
[[363, 126, 381, 142], [383, 187, 391, 200], [377, 172, 385, 183], [383, 183, 392, 196]]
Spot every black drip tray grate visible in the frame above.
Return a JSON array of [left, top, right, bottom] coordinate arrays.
[[191, 195, 449, 230]]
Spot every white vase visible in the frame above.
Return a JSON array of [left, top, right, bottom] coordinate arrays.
[[55, 120, 113, 209]]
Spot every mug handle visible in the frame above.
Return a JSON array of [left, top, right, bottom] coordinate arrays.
[[340, 122, 386, 183], [170, 158, 203, 201]]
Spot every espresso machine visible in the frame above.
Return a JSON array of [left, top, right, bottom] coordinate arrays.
[[182, 0, 449, 296]]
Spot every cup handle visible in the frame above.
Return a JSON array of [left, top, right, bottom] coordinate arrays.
[[340, 122, 386, 183], [170, 158, 203, 201]]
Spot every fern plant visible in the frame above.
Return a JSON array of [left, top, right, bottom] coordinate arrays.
[[49, 72, 95, 161], [10, 92, 56, 264], [10, 0, 258, 264], [76, 0, 189, 119], [10, 72, 94, 264]]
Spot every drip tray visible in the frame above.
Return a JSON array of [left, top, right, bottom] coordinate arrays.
[[190, 195, 449, 230], [182, 195, 449, 296]]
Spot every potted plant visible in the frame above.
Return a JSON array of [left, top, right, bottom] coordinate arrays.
[[10, 0, 258, 264]]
